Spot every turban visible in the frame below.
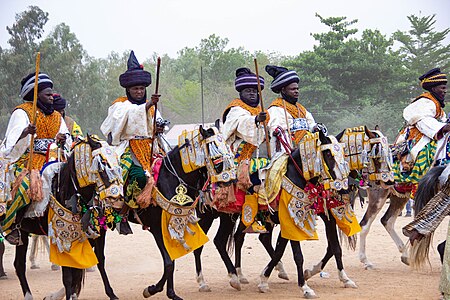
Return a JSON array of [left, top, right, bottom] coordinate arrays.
[[265, 65, 299, 93], [420, 68, 447, 91], [235, 67, 264, 92], [119, 51, 152, 88], [53, 94, 67, 110], [20, 73, 53, 101]]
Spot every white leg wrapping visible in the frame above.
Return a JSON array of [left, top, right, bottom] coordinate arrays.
[[304, 261, 322, 281], [196, 272, 211, 292], [301, 283, 317, 299], [275, 261, 289, 280], [257, 273, 270, 293], [44, 288, 65, 300], [236, 267, 249, 284], [229, 273, 241, 291], [24, 291, 34, 300], [339, 270, 357, 288]]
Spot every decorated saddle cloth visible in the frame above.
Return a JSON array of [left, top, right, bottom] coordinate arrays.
[[48, 195, 98, 269], [153, 186, 209, 261]]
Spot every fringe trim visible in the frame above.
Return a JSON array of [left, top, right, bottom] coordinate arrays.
[[136, 175, 155, 208], [29, 169, 43, 202], [408, 234, 433, 270], [11, 170, 29, 204], [236, 160, 252, 191]]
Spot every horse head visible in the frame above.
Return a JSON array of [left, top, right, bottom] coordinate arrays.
[[337, 126, 394, 186], [55, 134, 124, 208]]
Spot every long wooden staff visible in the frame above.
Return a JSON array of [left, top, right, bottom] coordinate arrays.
[[254, 58, 271, 159], [27, 52, 41, 170], [282, 99, 294, 148], [149, 57, 161, 165]]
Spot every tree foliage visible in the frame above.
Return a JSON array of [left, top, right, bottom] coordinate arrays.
[[0, 7, 448, 144]]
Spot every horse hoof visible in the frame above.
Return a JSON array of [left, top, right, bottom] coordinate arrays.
[[229, 274, 241, 291], [30, 265, 40, 269], [275, 262, 289, 281], [198, 284, 211, 292], [401, 256, 410, 266], [24, 291, 33, 300], [344, 280, 358, 288], [236, 267, 249, 284], [51, 264, 60, 271], [364, 263, 374, 270], [143, 285, 162, 298], [304, 291, 318, 299], [258, 275, 270, 293], [167, 291, 183, 300]]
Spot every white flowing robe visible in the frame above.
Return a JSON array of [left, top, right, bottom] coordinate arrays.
[[402, 97, 446, 160], [221, 106, 265, 154], [267, 105, 316, 160], [100, 99, 164, 158], [0, 109, 71, 164]]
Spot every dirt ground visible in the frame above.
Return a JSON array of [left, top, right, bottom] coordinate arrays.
[[0, 201, 447, 300]]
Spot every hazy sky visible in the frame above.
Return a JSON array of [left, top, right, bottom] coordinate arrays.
[[1, 0, 449, 60]]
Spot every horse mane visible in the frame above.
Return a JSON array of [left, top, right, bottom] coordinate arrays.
[[52, 153, 77, 203]]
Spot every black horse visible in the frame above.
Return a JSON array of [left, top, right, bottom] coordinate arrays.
[[6, 136, 124, 300], [47, 126, 236, 300]]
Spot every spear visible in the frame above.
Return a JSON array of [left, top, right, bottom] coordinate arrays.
[[27, 52, 41, 170], [149, 57, 161, 165], [254, 58, 271, 159]]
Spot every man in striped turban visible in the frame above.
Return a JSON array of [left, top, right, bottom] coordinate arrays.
[[101, 51, 167, 229], [219, 68, 270, 236], [394, 68, 448, 186], [265, 65, 319, 158], [0, 72, 71, 244]]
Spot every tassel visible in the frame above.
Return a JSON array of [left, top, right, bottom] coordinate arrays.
[[195, 147, 205, 166], [29, 169, 43, 202], [11, 169, 29, 203], [314, 152, 322, 174], [136, 175, 155, 208], [236, 160, 252, 191], [208, 142, 221, 157], [213, 184, 235, 209]]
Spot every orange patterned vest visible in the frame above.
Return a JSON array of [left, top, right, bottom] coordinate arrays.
[[112, 97, 156, 172], [14, 102, 62, 170], [223, 99, 268, 163]]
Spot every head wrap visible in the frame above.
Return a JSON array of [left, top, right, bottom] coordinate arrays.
[[53, 94, 67, 111], [119, 51, 152, 88], [420, 68, 447, 91], [20, 72, 53, 101], [235, 67, 264, 92], [265, 65, 299, 93]]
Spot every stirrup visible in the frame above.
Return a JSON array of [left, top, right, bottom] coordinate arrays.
[[5, 226, 22, 246]]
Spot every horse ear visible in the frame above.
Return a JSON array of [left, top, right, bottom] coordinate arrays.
[[318, 129, 328, 144], [87, 133, 101, 149], [335, 130, 345, 142], [215, 119, 220, 130], [199, 125, 207, 138], [364, 126, 376, 139]]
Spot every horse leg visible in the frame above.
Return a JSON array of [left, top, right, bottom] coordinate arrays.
[[14, 230, 33, 299], [438, 240, 446, 263], [359, 187, 389, 269], [194, 209, 215, 292], [234, 220, 249, 284], [91, 229, 118, 299], [213, 213, 240, 291], [61, 266, 75, 300], [258, 233, 288, 293], [0, 239, 6, 278], [258, 222, 289, 280], [144, 227, 181, 300], [304, 213, 334, 281], [291, 240, 317, 299], [380, 194, 409, 265]]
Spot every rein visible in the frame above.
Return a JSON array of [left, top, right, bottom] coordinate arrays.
[[274, 126, 304, 177]]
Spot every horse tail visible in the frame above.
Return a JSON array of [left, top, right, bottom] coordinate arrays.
[[408, 234, 433, 270], [226, 214, 239, 257], [74, 268, 86, 297], [414, 165, 445, 215]]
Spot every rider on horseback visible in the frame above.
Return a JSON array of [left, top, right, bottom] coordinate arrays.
[[101, 51, 167, 234], [220, 67, 268, 227], [394, 68, 448, 188], [1, 72, 71, 245]]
